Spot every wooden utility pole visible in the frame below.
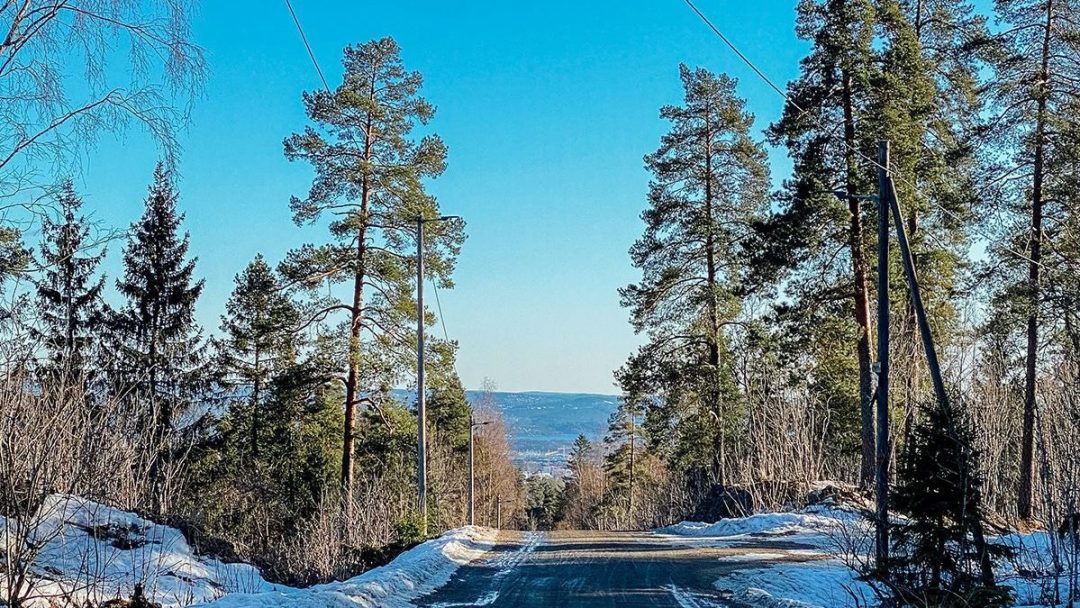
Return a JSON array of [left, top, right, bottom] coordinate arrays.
[[468, 414, 475, 526], [415, 214, 462, 535], [875, 142, 891, 567], [416, 216, 428, 533]]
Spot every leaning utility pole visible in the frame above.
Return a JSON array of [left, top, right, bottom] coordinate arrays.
[[875, 141, 891, 567]]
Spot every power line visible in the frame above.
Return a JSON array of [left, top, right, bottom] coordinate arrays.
[[682, 0, 793, 106], [431, 279, 451, 342], [282, 2, 463, 362], [283, 0, 331, 93], [681, 0, 1047, 270]]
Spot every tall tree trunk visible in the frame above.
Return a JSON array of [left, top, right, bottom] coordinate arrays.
[[628, 411, 636, 526], [251, 343, 261, 460], [341, 120, 373, 504], [843, 68, 876, 489], [1018, 0, 1053, 520], [703, 108, 725, 486]]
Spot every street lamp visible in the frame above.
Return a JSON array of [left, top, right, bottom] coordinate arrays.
[[468, 414, 492, 526], [416, 214, 461, 535]]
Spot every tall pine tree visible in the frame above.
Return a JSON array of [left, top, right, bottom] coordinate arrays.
[[984, 0, 1080, 520], [34, 180, 106, 386], [755, 0, 880, 488], [282, 37, 464, 502], [619, 65, 769, 490]]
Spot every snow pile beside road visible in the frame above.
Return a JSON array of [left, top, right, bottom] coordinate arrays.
[[661, 507, 1080, 608], [2, 494, 499, 608], [195, 525, 499, 608], [660, 506, 863, 543], [659, 507, 874, 608], [0, 494, 278, 607]]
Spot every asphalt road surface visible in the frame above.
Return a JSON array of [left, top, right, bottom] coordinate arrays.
[[417, 530, 817, 607]]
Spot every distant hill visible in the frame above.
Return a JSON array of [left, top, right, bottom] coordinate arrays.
[[393, 390, 620, 474]]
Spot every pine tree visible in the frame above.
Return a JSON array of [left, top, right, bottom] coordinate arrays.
[[754, 0, 881, 488], [34, 180, 106, 385], [885, 396, 1013, 606], [618, 65, 769, 489], [983, 0, 1080, 521], [604, 396, 646, 528], [872, 0, 990, 446], [113, 163, 205, 510], [282, 37, 465, 502], [217, 254, 301, 459]]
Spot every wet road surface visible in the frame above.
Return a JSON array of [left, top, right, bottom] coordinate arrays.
[[417, 530, 818, 607]]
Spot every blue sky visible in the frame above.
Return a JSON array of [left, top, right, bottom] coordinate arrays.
[[70, 0, 809, 394]]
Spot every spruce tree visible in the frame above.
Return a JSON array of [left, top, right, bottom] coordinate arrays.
[[618, 65, 769, 489], [34, 180, 106, 385], [114, 163, 205, 479], [217, 254, 301, 459], [983, 0, 1080, 520], [282, 37, 465, 502], [886, 397, 1012, 606]]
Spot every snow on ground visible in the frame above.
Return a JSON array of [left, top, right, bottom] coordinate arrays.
[[193, 526, 499, 608], [659, 506, 1080, 608], [657, 505, 875, 608], [998, 530, 1080, 607], [0, 494, 279, 607], [1, 494, 498, 608]]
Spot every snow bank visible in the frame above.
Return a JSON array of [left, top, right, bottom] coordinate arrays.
[[0, 495, 279, 607], [659, 507, 874, 608], [661, 507, 1080, 608], [1, 494, 499, 608], [659, 506, 863, 540], [193, 526, 499, 608]]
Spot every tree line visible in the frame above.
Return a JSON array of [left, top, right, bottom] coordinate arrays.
[[0, 30, 524, 601], [557, 0, 1079, 602]]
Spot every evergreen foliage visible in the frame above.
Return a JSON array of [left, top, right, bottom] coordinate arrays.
[[33, 180, 106, 385], [113, 162, 206, 438], [618, 64, 769, 492], [216, 255, 301, 459], [981, 0, 1080, 520], [282, 36, 465, 498], [883, 396, 1013, 607]]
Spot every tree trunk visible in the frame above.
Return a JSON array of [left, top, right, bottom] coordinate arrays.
[[628, 411, 636, 527], [1018, 0, 1053, 521], [843, 68, 876, 489], [702, 105, 726, 486], [251, 343, 261, 460], [341, 119, 374, 505]]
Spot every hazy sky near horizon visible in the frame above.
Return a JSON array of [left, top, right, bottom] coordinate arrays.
[[63, 0, 810, 394]]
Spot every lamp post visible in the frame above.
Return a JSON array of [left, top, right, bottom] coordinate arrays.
[[469, 414, 491, 526], [416, 214, 461, 535]]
